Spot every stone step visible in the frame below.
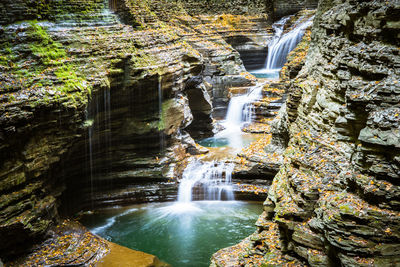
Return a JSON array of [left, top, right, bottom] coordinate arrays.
[[228, 86, 253, 97]]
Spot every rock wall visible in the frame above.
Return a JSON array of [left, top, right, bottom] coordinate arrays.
[[273, 0, 318, 20], [113, 0, 272, 26], [0, 0, 263, 260], [0, 0, 324, 262], [0, 0, 107, 25], [179, 0, 272, 16], [213, 0, 400, 266]]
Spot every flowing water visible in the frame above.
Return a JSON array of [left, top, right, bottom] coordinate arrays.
[[80, 157, 261, 266], [158, 77, 165, 154], [177, 160, 235, 203], [252, 15, 314, 79], [200, 83, 264, 149], [198, 16, 315, 149], [80, 10, 315, 267], [80, 201, 262, 267], [201, 15, 315, 149]]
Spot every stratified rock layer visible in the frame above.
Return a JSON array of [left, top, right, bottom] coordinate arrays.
[[0, 0, 268, 261], [212, 0, 400, 266]]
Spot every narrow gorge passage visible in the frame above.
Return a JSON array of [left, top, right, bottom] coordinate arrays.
[[1, 0, 399, 267], [79, 11, 316, 266]]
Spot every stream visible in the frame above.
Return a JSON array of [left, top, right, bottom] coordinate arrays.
[[81, 14, 311, 267], [80, 201, 262, 267]]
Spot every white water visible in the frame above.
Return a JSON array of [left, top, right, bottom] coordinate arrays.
[[91, 208, 138, 235], [265, 18, 313, 69], [177, 160, 235, 203], [214, 17, 314, 149], [162, 160, 235, 215], [253, 15, 313, 77], [215, 83, 264, 149], [166, 15, 315, 216]]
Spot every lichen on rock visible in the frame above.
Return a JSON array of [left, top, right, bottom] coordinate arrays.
[[213, 0, 400, 266]]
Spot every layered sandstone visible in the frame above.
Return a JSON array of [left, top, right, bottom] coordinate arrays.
[[212, 0, 400, 266]]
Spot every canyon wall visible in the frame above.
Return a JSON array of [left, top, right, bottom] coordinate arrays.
[[273, 0, 318, 19], [4, 0, 395, 265], [213, 0, 400, 266], [0, 0, 107, 25], [0, 0, 264, 260]]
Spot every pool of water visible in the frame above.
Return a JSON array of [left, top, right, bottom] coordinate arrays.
[[197, 137, 230, 147], [80, 201, 262, 267], [197, 134, 257, 149], [250, 69, 280, 79]]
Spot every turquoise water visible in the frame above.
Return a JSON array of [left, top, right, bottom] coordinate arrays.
[[251, 70, 280, 79], [197, 135, 256, 148], [80, 201, 262, 267], [197, 137, 230, 147]]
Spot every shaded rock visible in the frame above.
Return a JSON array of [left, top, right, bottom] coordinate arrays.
[[217, 0, 400, 266]]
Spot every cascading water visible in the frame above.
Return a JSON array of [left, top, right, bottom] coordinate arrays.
[[252, 15, 314, 78], [224, 84, 264, 128], [213, 83, 264, 149], [265, 17, 314, 70], [88, 124, 94, 209], [177, 160, 235, 203], [79, 10, 317, 267]]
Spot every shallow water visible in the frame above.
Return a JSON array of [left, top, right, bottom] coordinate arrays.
[[197, 133, 256, 149], [80, 201, 262, 267], [197, 136, 230, 147], [251, 69, 280, 79]]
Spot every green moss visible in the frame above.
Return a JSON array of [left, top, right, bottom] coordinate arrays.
[[53, 64, 91, 108], [158, 99, 173, 131], [131, 50, 158, 68], [8, 94, 16, 102], [0, 42, 17, 68], [339, 203, 353, 214], [158, 109, 166, 131], [9, 21, 93, 109], [83, 119, 94, 128], [108, 68, 124, 75], [55, 65, 85, 92], [0, 55, 8, 66], [30, 43, 66, 65], [28, 21, 67, 65]]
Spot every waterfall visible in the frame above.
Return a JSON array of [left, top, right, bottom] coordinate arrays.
[[264, 17, 313, 70], [88, 126, 94, 209], [158, 77, 165, 154], [215, 84, 264, 148], [224, 84, 264, 128], [252, 15, 314, 78], [177, 160, 235, 203]]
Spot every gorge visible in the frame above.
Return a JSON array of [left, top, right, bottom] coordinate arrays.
[[1, 0, 399, 266]]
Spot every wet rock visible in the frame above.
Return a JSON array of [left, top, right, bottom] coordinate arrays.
[[216, 0, 400, 266], [1, 0, 280, 260], [185, 77, 213, 139]]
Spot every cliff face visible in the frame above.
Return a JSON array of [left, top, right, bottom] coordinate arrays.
[[0, 0, 108, 25], [273, 0, 318, 19], [0, 0, 267, 260], [3, 0, 388, 264], [213, 0, 400, 266]]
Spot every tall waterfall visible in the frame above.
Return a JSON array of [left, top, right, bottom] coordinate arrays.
[[177, 160, 235, 203], [158, 77, 165, 154]]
